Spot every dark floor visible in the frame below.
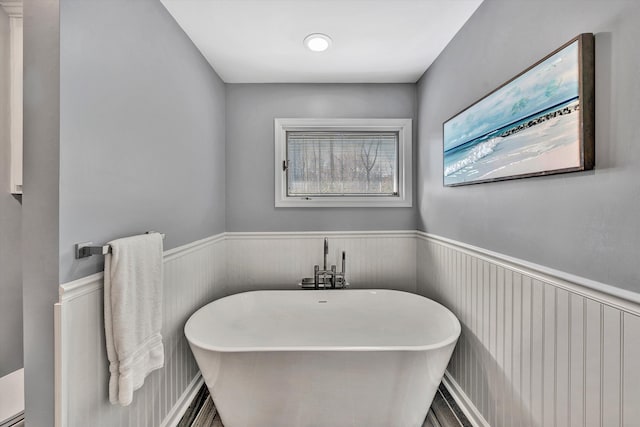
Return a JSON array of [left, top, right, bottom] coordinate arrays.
[[179, 382, 472, 427]]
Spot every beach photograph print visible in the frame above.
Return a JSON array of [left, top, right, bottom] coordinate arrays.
[[443, 34, 594, 186]]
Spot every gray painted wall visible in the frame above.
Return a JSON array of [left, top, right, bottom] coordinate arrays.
[[226, 83, 417, 232], [416, 0, 640, 293], [0, 6, 22, 378], [59, 0, 227, 283], [22, 1, 60, 425], [22, 0, 227, 424]]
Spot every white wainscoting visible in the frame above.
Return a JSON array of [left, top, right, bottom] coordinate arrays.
[[225, 231, 417, 293], [417, 232, 640, 427], [54, 234, 226, 427], [55, 230, 640, 427], [54, 230, 416, 427]]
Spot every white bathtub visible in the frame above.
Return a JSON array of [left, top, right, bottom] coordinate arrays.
[[185, 289, 460, 427]]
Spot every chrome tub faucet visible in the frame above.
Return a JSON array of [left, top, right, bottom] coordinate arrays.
[[300, 238, 348, 289]]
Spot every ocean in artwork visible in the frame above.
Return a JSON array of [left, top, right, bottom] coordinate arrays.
[[443, 40, 582, 185]]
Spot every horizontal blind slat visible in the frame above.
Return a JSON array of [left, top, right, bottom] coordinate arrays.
[[286, 131, 399, 196]]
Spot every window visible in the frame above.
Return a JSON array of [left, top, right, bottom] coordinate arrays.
[[275, 118, 412, 207]]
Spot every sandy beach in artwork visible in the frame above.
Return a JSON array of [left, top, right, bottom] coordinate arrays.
[[476, 109, 580, 180], [444, 101, 581, 184], [443, 39, 582, 186]]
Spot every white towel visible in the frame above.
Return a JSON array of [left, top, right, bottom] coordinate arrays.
[[104, 232, 164, 406]]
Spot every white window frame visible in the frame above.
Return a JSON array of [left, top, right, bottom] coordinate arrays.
[[274, 118, 412, 208]]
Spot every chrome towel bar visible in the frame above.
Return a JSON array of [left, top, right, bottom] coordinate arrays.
[[74, 232, 165, 259]]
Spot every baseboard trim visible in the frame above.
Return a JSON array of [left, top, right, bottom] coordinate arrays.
[[441, 371, 489, 427], [159, 373, 203, 427], [424, 410, 441, 427]]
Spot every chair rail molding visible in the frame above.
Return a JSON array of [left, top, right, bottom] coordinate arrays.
[[417, 231, 640, 316], [0, 0, 21, 16]]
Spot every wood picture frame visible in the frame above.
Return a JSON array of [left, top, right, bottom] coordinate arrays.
[[443, 33, 594, 186]]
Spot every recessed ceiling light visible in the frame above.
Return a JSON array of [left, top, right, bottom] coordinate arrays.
[[304, 33, 332, 52]]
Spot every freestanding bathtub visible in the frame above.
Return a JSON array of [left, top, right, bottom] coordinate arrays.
[[185, 289, 460, 427]]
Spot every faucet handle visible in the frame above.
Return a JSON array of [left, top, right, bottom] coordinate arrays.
[[330, 265, 337, 288]]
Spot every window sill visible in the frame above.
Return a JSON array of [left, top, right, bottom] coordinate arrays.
[[275, 197, 412, 208]]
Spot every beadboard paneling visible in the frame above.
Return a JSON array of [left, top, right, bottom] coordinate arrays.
[[54, 230, 415, 427], [417, 233, 640, 427], [225, 231, 417, 293], [55, 230, 640, 426], [54, 234, 225, 427]]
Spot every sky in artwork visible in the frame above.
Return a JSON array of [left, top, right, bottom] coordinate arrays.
[[444, 40, 580, 152]]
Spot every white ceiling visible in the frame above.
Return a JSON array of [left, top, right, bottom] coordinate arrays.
[[160, 0, 483, 83]]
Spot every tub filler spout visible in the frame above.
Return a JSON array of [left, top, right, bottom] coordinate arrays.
[[300, 239, 348, 289]]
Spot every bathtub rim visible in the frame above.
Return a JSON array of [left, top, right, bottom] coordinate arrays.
[[185, 289, 461, 353]]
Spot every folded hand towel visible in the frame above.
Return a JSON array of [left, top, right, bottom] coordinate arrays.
[[104, 232, 164, 406]]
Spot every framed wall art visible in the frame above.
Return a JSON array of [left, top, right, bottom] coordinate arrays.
[[443, 33, 594, 186]]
